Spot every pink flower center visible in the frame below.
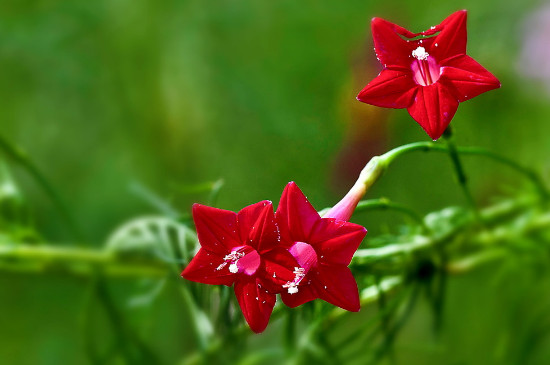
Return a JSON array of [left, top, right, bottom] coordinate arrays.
[[289, 242, 318, 270], [411, 47, 441, 86], [283, 242, 318, 294], [217, 245, 260, 276]]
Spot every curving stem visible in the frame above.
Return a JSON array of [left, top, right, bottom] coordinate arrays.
[[441, 127, 480, 220]]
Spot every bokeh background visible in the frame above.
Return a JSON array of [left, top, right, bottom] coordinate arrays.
[[1, 0, 550, 364]]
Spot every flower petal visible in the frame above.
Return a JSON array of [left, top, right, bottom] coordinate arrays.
[[406, 83, 459, 140], [181, 248, 235, 286], [237, 200, 278, 253], [357, 69, 418, 109], [371, 17, 418, 69], [440, 55, 501, 102], [280, 280, 318, 308], [192, 204, 241, 255], [310, 219, 367, 266], [315, 265, 360, 312], [275, 182, 320, 245], [430, 10, 468, 62], [234, 277, 276, 333], [262, 247, 299, 292]]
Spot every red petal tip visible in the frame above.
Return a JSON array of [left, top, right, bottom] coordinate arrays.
[[449, 9, 467, 17]]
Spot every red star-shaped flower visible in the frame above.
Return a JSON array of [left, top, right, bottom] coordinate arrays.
[[275, 182, 367, 312], [181, 201, 297, 333], [357, 10, 500, 140]]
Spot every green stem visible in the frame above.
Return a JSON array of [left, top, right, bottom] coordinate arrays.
[[372, 283, 420, 363], [445, 248, 508, 274], [0, 134, 83, 240], [354, 198, 427, 230], [378, 141, 548, 200], [442, 128, 480, 218], [457, 147, 549, 200], [0, 244, 168, 277], [379, 142, 433, 165], [353, 236, 432, 261], [353, 200, 549, 262]]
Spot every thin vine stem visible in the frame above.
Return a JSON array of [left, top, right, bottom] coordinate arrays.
[[442, 128, 480, 220], [457, 146, 550, 200], [0, 244, 168, 277], [379, 141, 549, 200], [354, 198, 427, 230], [0, 134, 83, 240]]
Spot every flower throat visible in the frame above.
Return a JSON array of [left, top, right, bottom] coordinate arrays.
[[411, 46, 441, 86]]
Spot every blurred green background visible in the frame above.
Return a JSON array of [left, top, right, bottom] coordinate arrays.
[[1, 0, 550, 364]]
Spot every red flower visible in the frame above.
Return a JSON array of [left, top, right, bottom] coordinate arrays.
[[275, 182, 367, 312], [181, 201, 297, 333], [357, 10, 500, 140]]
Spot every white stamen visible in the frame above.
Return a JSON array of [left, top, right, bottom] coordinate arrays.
[[283, 282, 299, 294], [217, 250, 245, 272], [282, 267, 307, 294], [223, 251, 244, 261], [412, 46, 429, 61]]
